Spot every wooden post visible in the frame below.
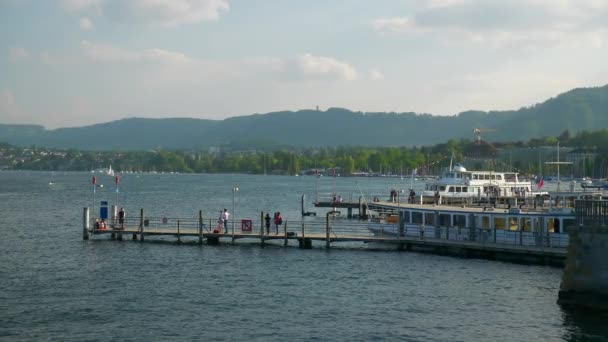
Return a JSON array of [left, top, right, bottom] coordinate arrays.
[[177, 219, 181, 243], [82, 207, 90, 240], [110, 205, 117, 240], [260, 211, 265, 247], [300, 221, 305, 248], [284, 221, 288, 246], [199, 210, 203, 245], [139, 208, 144, 242], [326, 211, 331, 249], [301, 194, 305, 216]]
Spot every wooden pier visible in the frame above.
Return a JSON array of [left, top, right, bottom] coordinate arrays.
[[82, 207, 567, 266]]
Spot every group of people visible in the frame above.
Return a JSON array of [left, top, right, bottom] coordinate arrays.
[[331, 194, 344, 203], [94, 207, 126, 230], [264, 212, 283, 234], [216, 208, 230, 233], [389, 189, 398, 202]]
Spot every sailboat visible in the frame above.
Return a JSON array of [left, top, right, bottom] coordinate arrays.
[[107, 165, 115, 176]]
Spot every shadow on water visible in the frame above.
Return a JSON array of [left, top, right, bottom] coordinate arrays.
[[561, 306, 608, 342]]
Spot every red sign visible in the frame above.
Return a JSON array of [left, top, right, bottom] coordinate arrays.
[[92, 176, 97, 185], [241, 219, 252, 232], [115, 176, 120, 184]]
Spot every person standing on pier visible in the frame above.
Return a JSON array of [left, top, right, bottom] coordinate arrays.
[[274, 212, 282, 234], [221, 209, 230, 233], [265, 213, 271, 234], [118, 207, 125, 229]]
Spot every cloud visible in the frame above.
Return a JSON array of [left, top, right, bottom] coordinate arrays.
[[372, 17, 419, 35], [372, 0, 608, 49], [369, 69, 384, 81], [79, 42, 360, 82], [8, 47, 30, 62], [290, 53, 358, 81], [63, 0, 229, 27], [80, 17, 94, 30]]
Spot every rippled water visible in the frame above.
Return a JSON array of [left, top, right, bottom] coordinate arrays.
[[1, 171, 607, 341]]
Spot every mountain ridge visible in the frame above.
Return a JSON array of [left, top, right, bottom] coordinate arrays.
[[1, 84, 607, 150]]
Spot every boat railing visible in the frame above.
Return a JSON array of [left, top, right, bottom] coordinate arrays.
[[575, 199, 608, 227]]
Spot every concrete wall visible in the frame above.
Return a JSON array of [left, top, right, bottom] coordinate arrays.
[[558, 224, 608, 309]]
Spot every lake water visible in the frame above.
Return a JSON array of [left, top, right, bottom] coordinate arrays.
[[1, 171, 607, 341]]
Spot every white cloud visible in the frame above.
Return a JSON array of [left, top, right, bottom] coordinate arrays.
[[79, 42, 360, 82], [372, 17, 419, 35], [292, 53, 358, 81], [372, 0, 608, 49], [80, 17, 94, 30], [63, 0, 229, 27], [81, 40, 140, 63], [8, 47, 30, 62], [369, 69, 384, 81]]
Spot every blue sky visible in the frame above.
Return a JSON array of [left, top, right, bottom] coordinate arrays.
[[1, 0, 607, 128]]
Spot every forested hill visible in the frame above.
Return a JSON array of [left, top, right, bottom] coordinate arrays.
[[1, 84, 607, 150]]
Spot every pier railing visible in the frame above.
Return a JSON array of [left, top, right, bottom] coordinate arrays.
[[85, 208, 568, 249]]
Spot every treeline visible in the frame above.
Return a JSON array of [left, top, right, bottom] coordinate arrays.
[[2, 129, 608, 176]]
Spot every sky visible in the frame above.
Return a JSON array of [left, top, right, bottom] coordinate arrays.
[[1, 0, 607, 129]]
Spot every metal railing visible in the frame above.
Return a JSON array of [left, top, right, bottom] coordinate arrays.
[[576, 200, 608, 227]]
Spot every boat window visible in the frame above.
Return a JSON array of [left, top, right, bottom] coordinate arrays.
[[509, 217, 518, 231], [425, 213, 435, 225], [547, 218, 560, 233], [462, 187, 468, 192], [412, 212, 423, 224], [439, 186, 446, 191], [496, 175, 502, 180], [533, 218, 541, 233], [484, 175, 490, 180], [401, 211, 410, 224], [494, 217, 506, 230], [448, 186, 454, 192], [456, 187, 461, 193], [453, 214, 466, 227], [439, 214, 450, 226], [491, 175, 496, 180], [473, 174, 478, 180], [521, 218, 531, 232], [563, 219, 575, 229], [479, 216, 490, 229]]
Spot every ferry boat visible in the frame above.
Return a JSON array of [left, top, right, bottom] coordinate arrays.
[[368, 191, 603, 249], [422, 164, 547, 204]]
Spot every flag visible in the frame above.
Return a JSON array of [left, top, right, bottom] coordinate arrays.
[[538, 177, 544, 190]]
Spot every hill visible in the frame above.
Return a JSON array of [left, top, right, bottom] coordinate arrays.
[[1, 84, 607, 150]]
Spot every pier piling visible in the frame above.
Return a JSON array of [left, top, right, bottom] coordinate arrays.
[[139, 208, 144, 242], [198, 210, 203, 245], [82, 207, 90, 240]]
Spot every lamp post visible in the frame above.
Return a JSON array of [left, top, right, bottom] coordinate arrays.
[[232, 186, 239, 235]]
